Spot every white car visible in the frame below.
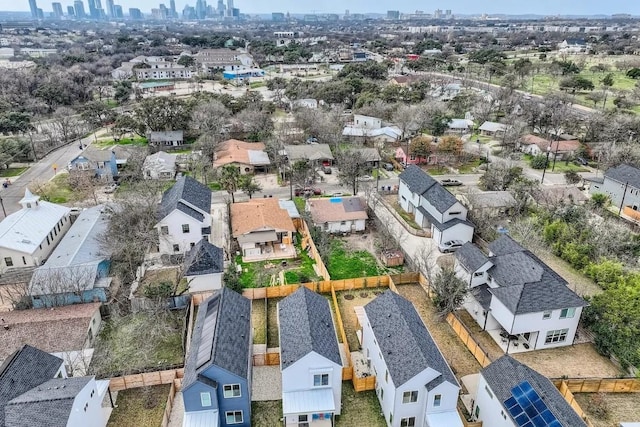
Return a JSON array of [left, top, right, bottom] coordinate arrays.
[[438, 240, 464, 253], [356, 175, 374, 181]]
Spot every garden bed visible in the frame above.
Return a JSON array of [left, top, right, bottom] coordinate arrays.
[[335, 287, 387, 351], [107, 385, 170, 427]]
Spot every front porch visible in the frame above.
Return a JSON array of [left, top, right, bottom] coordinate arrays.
[[242, 242, 297, 263]]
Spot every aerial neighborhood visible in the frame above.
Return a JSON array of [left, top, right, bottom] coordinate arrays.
[[1, 3, 640, 427]]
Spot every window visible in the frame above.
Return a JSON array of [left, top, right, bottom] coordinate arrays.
[[433, 394, 442, 407], [26, 203, 31, 208], [223, 384, 241, 398], [4, 257, 12, 267], [484, 385, 493, 399], [402, 391, 418, 403], [22, 256, 26, 265], [449, 211, 461, 215], [190, 242, 195, 248], [201, 227, 210, 235], [385, 370, 389, 383], [389, 413, 393, 424], [313, 373, 329, 387], [340, 221, 346, 225], [473, 271, 483, 277], [173, 244, 180, 252], [400, 417, 416, 427], [545, 329, 569, 344], [225, 411, 243, 424], [298, 414, 309, 427], [475, 405, 480, 418], [542, 311, 552, 320], [160, 226, 169, 235], [46, 236, 50, 245], [560, 308, 576, 319], [200, 392, 212, 407], [182, 224, 190, 233], [380, 388, 384, 400]]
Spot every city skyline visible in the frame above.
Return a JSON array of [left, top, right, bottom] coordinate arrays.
[[10, 0, 640, 15]]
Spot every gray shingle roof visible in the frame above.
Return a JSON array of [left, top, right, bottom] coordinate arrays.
[[456, 242, 490, 272], [604, 164, 640, 190], [364, 290, 458, 388], [5, 377, 91, 427], [183, 288, 251, 389], [471, 284, 492, 310], [278, 287, 342, 370], [418, 206, 474, 231], [488, 235, 526, 256], [398, 165, 437, 195], [0, 345, 63, 427], [423, 183, 458, 213], [482, 356, 587, 427], [158, 176, 211, 221], [184, 240, 224, 276]]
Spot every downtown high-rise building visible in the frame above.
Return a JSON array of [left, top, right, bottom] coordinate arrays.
[[129, 7, 143, 19], [112, 4, 122, 17], [29, 0, 39, 18], [74, 0, 85, 17], [52, 2, 64, 17], [67, 5, 75, 15], [105, 0, 114, 16], [169, 0, 176, 18]]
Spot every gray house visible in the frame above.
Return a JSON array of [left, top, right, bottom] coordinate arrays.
[[589, 164, 640, 212], [148, 131, 185, 147], [182, 288, 252, 427]]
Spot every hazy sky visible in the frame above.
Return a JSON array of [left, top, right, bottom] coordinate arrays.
[[11, 0, 640, 15]]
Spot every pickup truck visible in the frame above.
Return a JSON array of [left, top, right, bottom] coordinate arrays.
[[440, 179, 463, 187]]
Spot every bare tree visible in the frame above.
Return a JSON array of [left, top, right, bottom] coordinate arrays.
[[51, 107, 83, 145], [189, 100, 231, 137], [336, 149, 368, 194]]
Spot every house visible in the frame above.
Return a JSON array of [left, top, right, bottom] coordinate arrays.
[[282, 144, 334, 167], [457, 191, 516, 217], [352, 114, 382, 130], [430, 82, 462, 101], [148, 131, 185, 147], [0, 189, 71, 273], [291, 98, 319, 109], [183, 239, 224, 293], [28, 205, 111, 308], [143, 151, 177, 180], [395, 141, 437, 166], [213, 140, 271, 174], [361, 290, 463, 427], [193, 49, 255, 74], [278, 287, 343, 426], [474, 356, 587, 426], [354, 147, 382, 170], [155, 176, 212, 256], [182, 288, 252, 427], [398, 166, 474, 245], [342, 126, 403, 145], [0, 345, 112, 427], [230, 198, 296, 262], [0, 303, 103, 363], [478, 121, 507, 137], [68, 146, 135, 180], [589, 164, 640, 212], [533, 185, 588, 208], [558, 38, 589, 53], [306, 196, 368, 233], [447, 119, 474, 134], [518, 134, 580, 158], [454, 235, 588, 353]]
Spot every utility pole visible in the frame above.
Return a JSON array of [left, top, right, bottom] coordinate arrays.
[[540, 146, 551, 184], [618, 181, 629, 217]]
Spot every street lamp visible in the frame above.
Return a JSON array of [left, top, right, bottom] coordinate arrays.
[[540, 145, 551, 184]]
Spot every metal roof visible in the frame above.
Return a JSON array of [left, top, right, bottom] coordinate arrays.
[[282, 389, 336, 415]]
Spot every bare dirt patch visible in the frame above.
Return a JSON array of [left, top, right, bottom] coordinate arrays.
[[335, 288, 385, 351], [266, 297, 283, 348], [574, 393, 640, 427], [535, 250, 602, 297]]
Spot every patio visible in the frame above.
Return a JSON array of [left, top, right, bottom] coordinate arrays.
[[487, 329, 537, 354], [242, 242, 297, 263]]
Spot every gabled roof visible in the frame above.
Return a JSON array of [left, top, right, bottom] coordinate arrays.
[[482, 356, 587, 427], [488, 235, 526, 256], [283, 144, 334, 162], [448, 119, 473, 129], [478, 121, 507, 133], [0, 345, 63, 426], [364, 290, 458, 388], [184, 240, 224, 276], [399, 165, 438, 195], [149, 130, 184, 142], [604, 164, 640, 190], [456, 242, 490, 272], [5, 377, 91, 427], [423, 182, 459, 213], [143, 151, 177, 173], [307, 196, 368, 224], [417, 206, 474, 232], [158, 176, 211, 222], [231, 198, 296, 237], [183, 288, 251, 389], [278, 287, 342, 370], [213, 140, 270, 168]]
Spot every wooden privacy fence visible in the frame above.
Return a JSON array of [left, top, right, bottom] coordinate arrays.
[[446, 313, 492, 368], [353, 375, 376, 392], [552, 378, 640, 393], [555, 381, 594, 427], [109, 368, 184, 391], [160, 379, 181, 427], [459, 408, 483, 427], [299, 219, 330, 281]]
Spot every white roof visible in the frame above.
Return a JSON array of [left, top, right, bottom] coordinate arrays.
[[247, 150, 271, 166], [425, 411, 464, 427], [342, 126, 401, 139], [183, 410, 219, 427], [449, 119, 474, 129], [0, 196, 70, 254], [278, 199, 300, 219], [282, 388, 336, 415], [479, 121, 507, 132], [143, 151, 177, 173]]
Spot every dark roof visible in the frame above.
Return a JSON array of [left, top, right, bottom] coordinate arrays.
[[456, 242, 490, 272], [488, 235, 526, 256], [183, 288, 251, 389], [364, 290, 458, 388], [184, 240, 224, 276], [0, 345, 63, 427], [489, 251, 544, 286], [5, 377, 91, 427], [604, 164, 640, 190], [482, 356, 587, 427], [398, 165, 437, 195], [278, 287, 342, 370], [158, 176, 211, 221], [418, 206, 474, 231], [471, 284, 492, 311], [423, 183, 458, 213]]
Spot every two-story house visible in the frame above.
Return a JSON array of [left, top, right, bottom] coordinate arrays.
[[454, 236, 588, 353], [473, 356, 587, 427], [398, 165, 474, 246], [0, 189, 71, 273], [278, 287, 343, 427], [182, 288, 252, 427], [589, 164, 640, 213], [155, 176, 212, 255], [361, 290, 463, 427], [183, 239, 224, 293]]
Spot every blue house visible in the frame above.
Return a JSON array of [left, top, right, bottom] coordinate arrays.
[[68, 146, 134, 180], [29, 205, 112, 308], [182, 288, 252, 427]]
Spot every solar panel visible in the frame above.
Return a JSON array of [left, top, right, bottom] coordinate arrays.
[[503, 381, 560, 427], [196, 297, 220, 369]]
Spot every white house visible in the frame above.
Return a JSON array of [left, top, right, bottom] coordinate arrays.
[[143, 151, 177, 180], [589, 164, 640, 212], [278, 287, 343, 426], [454, 236, 588, 353], [353, 114, 382, 130], [183, 239, 224, 293], [362, 290, 463, 427], [398, 165, 474, 245], [0, 189, 71, 272], [155, 176, 212, 255], [306, 196, 368, 234], [447, 119, 474, 134], [474, 356, 587, 426]]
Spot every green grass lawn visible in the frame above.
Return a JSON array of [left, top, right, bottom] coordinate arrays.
[[293, 196, 306, 213], [545, 161, 589, 174], [95, 136, 148, 148], [0, 167, 28, 177], [283, 248, 318, 284], [336, 382, 386, 427], [458, 158, 484, 174], [392, 202, 421, 230], [107, 385, 170, 427], [252, 401, 283, 427], [425, 165, 449, 175], [39, 173, 74, 204], [252, 299, 266, 345], [208, 182, 222, 191], [326, 239, 382, 280]]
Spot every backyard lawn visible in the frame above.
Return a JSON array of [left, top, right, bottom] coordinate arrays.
[[327, 240, 383, 280], [36, 173, 75, 204], [252, 401, 283, 427], [266, 297, 283, 348], [95, 136, 148, 148], [107, 385, 170, 427], [0, 167, 27, 177], [335, 382, 386, 427], [252, 298, 267, 345]]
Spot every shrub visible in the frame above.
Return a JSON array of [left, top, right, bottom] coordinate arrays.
[[583, 260, 625, 288], [530, 154, 549, 169], [143, 281, 173, 299]]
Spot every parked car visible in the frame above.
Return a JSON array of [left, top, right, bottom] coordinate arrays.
[[438, 240, 464, 253], [440, 179, 463, 187], [294, 186, 322, 196], [357, 175, 373, 181], [575, 157, 588, 166], [383, 163, 394, 171], [322, 165, 332, 174]]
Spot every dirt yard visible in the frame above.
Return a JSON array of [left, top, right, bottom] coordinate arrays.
[[535, 250, 602, 297], [335, 287, 387, 352], [395, 284, 482, 379], [266, 297, 283, 348], [574, 393, 640, 427]]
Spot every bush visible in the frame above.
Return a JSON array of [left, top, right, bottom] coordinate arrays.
[[530, 154, 549, 169], [143, 281, 173, 299], [583, 260, 625, 288], [224, 263, 243, 293]]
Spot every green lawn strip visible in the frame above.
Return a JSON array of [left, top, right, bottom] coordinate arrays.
[[336, 382, 386, 427], [266, 297, 282, 348], [41, 173, 74, 203], [293, 197, 306, 213], [94, 137, 148, 148], [327, 240, 382, 280], [458, 158, 483, 173], [392, 202, 421, 230], [107, 385, 170, 427], [0, 167, 27, 177], [425, 165, 448, 175], [251, 299, 267, 345], [208, 182, 222, 191], [252, 401, 283, 427]]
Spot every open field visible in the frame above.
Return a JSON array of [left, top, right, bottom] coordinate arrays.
[[107, 385, 170, 427], [574, 393, 640, 427]]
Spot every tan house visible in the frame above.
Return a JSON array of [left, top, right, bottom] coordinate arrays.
[[306, 196, 368, 233], [231, 198, 296, 262], [519, 134, 581, 158], [213, 139, 271, 174]]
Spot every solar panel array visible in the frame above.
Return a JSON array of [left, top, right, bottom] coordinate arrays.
[[503, 381, 562, 427], [196, 297, 220, 369]]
